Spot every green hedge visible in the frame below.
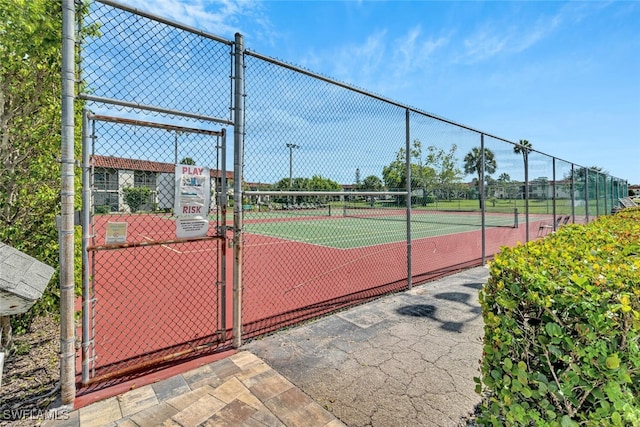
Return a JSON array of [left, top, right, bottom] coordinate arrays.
[[477, 208, 640, 426]]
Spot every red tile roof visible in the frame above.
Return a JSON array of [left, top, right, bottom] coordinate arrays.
[[92, 155, 233, 179]]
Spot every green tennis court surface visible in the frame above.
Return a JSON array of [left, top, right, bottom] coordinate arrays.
[[243, 211, 545, 249]]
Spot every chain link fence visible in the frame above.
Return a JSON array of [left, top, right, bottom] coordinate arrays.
[[76, 0, 233, 388], [71, 0, 630, 389], [82, 114, 228, 386]]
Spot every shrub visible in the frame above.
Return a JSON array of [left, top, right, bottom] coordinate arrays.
[[94, 205, 111, 214], [477, 208, 640, 426], [122, 186, 151, 213]]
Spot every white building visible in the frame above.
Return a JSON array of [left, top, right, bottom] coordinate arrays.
[[92, 155, 232, 213]]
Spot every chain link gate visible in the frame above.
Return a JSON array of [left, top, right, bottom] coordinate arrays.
[[81, 113, 229, 385]]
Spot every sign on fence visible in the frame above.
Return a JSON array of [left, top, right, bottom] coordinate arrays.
[[105, 222, 128, 244], [174, 165, 211, 238]]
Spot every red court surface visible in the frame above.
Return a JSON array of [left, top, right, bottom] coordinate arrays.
[[77, 213, 554, 390]]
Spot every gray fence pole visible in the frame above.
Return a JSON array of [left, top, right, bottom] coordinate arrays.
[[571, 164, 575, 223], [60, 0, 76, 404], [524, 150, 530, 242], [604, 174, 608, 214], [585, 169, 590, 222], [595, 172, 600, 217], [219, 130, 228, 340], [81, 110, 91, 384], [610, 178, 614, 211], [552, 158, 557, 230], [232, 33, 245, 348], [480, 134, 486, 264], [405, 109, 412, 290]]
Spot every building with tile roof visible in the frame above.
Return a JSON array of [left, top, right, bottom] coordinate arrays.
[[92, 155, 233, 213]]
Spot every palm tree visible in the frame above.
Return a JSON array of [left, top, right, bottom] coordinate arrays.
[[514, 139, 532, 240], [513, 139, 532, 162], [463, 147, 497, 209], [497, 173, 511, 200], [513, 139, 532, 199]]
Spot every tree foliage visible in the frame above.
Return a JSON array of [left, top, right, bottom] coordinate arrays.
[[565, 166, 609, 200], [478, 209, 640, 425], [425, 143, 462, 200], [513, 139, 532, 161], [382, 140, 461, 204], [1, 0, 63, 257], [123, 186, 152, 212], [308, 175, 342, 191], [0, 0, 87, 332], [273, 174, 341, 204], [464, 147, 497, 209], [361, 175, 383, 191], [274, 175, 341, 192]]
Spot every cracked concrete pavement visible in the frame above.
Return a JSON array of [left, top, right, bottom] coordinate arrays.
[[245, 266, 489, 427]]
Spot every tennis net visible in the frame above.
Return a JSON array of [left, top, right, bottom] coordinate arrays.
[[342, 205, 517, 228]]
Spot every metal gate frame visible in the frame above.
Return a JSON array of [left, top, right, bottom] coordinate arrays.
[[80, 112, 229, 385]]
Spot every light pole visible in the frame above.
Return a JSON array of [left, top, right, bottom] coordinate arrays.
[[286, 143, 299, 204]]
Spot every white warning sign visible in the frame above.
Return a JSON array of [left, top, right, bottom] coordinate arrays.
[[174, 165, 211, 238]]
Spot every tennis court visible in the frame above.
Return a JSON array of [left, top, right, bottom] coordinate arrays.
[[80, 204, 552, 388], [244, 207, 538, 249], [239, 207, 553, 338]]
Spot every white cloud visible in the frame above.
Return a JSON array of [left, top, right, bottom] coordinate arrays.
[[333, 30, 388, 84], [392, 26, 449, 76], [299, 26, 448, 95], [458, 9, 563, 64], [125, 0, 269, 40], [456, 2, 619, 64]]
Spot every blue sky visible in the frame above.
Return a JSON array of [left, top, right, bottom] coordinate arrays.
[[124, 0, 640, 185]]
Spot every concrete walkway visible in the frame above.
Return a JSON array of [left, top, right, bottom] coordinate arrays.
[[43, 351, 343, 427], [246, 266, 487, 426], [43, 266, 487, 427]]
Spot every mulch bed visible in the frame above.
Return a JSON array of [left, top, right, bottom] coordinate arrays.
[[1, 316, 61, 426]]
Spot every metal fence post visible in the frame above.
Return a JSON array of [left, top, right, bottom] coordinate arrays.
[[219, 130, 228, 341], [60, 0, 76, 405], [232, 33, 245, 348], [552, 157, 557, 230], [585, 169, 590, 222], [405, 109, 412, 290], [524, 149, 529, 242], [571, 164, 576, 223], [595, 171, 600, 217], [81, 110, 91, 385], [480, 134, 486, 264], [604, 174, 608, 214]]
